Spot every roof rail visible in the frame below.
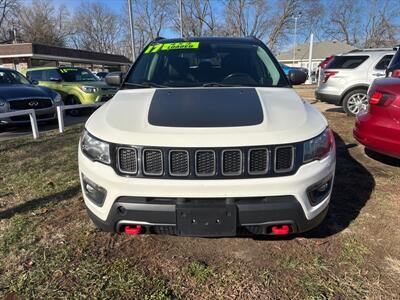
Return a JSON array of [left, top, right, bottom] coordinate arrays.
[[348, 48, 394, 53]]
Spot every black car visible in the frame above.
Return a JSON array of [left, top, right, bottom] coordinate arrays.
[[386, 46, 400, 77], [0, 68, 63, 125]]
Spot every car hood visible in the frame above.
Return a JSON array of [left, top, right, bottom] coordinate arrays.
[[0, 84, 52, 100], [86, 87, 327, 147]]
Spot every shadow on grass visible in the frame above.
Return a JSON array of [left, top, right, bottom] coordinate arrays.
[[365, 149, 400, 167], [325, 107, 346, 114], [0, 185, 81, 220], [304, 132, 375, 238]]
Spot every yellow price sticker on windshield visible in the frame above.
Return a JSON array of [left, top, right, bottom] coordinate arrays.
[[144, 42, 199, 54]]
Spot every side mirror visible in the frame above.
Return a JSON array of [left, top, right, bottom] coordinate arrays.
[[105, 72, 124, 86], [288, 70, 307, 85], [31, 80, 39, 85]]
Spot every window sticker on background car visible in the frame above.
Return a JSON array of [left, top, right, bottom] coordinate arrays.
[[145, 42, 200, 54], [60, 68, 79, 73]]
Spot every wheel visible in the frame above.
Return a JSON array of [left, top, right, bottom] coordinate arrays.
[[66, 95, 81, 117], [342, 89, 368, 116]]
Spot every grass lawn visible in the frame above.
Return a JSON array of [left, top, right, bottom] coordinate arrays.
[[1, 92, 399, 299]]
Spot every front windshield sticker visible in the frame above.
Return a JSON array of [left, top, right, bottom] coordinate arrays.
[[59, 68, 79, 73], [144, 42, 200, 54]]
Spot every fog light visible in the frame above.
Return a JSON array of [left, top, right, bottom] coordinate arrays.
[[82, 174, 107, 207], [307, 176, 333, 206]]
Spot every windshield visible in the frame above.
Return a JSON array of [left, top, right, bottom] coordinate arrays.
[[59, 68, 98, 82], [0, 70, 31, 85], [125, 41, 288, 88]]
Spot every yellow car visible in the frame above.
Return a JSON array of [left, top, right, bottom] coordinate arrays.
[[26, 67, 117, 108]]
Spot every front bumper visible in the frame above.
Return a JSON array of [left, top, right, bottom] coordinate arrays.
[[79, 147, 336, 236]]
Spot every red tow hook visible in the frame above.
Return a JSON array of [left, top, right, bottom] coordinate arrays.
[[124, 225, 142, 235], [271, 225, 290, 235]]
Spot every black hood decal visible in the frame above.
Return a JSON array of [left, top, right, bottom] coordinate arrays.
[[148, 88, 263, 127]]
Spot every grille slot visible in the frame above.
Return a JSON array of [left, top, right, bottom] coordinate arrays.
[[169, 150, 190, 176], [143, 149, 163, 176], [195, 150, 216, 176], [118, 147, 138, 174], [9, 98, 52, 110], [222, 150, 242, 176], [275, 146, 294, 172], [248, 148, 269, 175]]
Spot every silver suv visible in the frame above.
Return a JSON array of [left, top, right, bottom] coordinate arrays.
[[315, 49, 395, 116]]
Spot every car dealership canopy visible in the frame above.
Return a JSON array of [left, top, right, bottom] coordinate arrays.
[[0, 43, 131, 73]]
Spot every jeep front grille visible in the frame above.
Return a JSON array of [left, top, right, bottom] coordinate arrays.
[[248, 148, 269, 175], [275, 146, 295, 172], [118, 147, 137, 174], [143, 149, 163, 176], [116, 145, 298, 179], [195, 150, 216, 176], [169, 150, 189, 176], [222, 150, 242, 176]]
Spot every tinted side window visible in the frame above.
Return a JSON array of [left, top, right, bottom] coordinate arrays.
[[27, 70, 44, 81], [375, 55, 394, 70], [326, 56, 369, 69], [388, 49, 400, 68], [43, 70, 62, 81]]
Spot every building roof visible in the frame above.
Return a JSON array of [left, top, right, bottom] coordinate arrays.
[[277, 41, 357, 61], [0, 43, 131, 65]]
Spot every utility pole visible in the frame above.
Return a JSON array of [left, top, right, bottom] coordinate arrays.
[[128, 0, 136, 61], [179, 0, 183, 38], [292, 13, 301, 66], [307, 33, 314, 85]]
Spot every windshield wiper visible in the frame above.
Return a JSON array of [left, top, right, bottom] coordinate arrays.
[[123, 82, 167, 88], [202, 82, 244, 87]]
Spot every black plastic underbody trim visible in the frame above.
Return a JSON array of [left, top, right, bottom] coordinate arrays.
[[86, 196, 328, 236], [148, 88, 264, 127]]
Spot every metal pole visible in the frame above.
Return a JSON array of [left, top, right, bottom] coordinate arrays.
[[57, 106, 65, 133], [28, 111, 39, 140], [307, 33, 314, 85], [292, 17, 297, 66], [128, 0, 136, 61], [179, 0, 183, 38]]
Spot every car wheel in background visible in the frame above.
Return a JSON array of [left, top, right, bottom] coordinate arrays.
[[342, 89, 368, 116], [66, 95, 81, 117]]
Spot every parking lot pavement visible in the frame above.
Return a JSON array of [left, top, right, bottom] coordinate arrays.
[[0, 115, 89, 142]]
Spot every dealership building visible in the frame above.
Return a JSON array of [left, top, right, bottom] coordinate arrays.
[[0, 43, 131, 73]]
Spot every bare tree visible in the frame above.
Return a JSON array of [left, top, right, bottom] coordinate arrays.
[[223, 0, 270, 37], [70, 2, 122, 53], [322, 0, 399, 48], [172, 0, 219, 37], [12, 0, 71, 46], [0, 0, 19, 43]]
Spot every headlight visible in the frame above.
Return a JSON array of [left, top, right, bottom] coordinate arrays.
[[303, 128, 334, 163], [53, 92, 62, 103], [0, 99, 6, 106], [81, 130, 110, 164], [80, 86, 98, 93]]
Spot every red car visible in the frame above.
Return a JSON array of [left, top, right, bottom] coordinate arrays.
[[353, 77, 400, 159]]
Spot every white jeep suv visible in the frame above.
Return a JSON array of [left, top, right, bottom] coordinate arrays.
[[78, 37, 336, 237], [316, 49, 395, 116]]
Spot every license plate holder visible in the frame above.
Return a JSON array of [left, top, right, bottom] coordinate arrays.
[[176, 204, 237, 237]]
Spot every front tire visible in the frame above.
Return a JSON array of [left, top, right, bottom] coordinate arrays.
[[342, 89, 368, 116], [66, 95, 81, 117]]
